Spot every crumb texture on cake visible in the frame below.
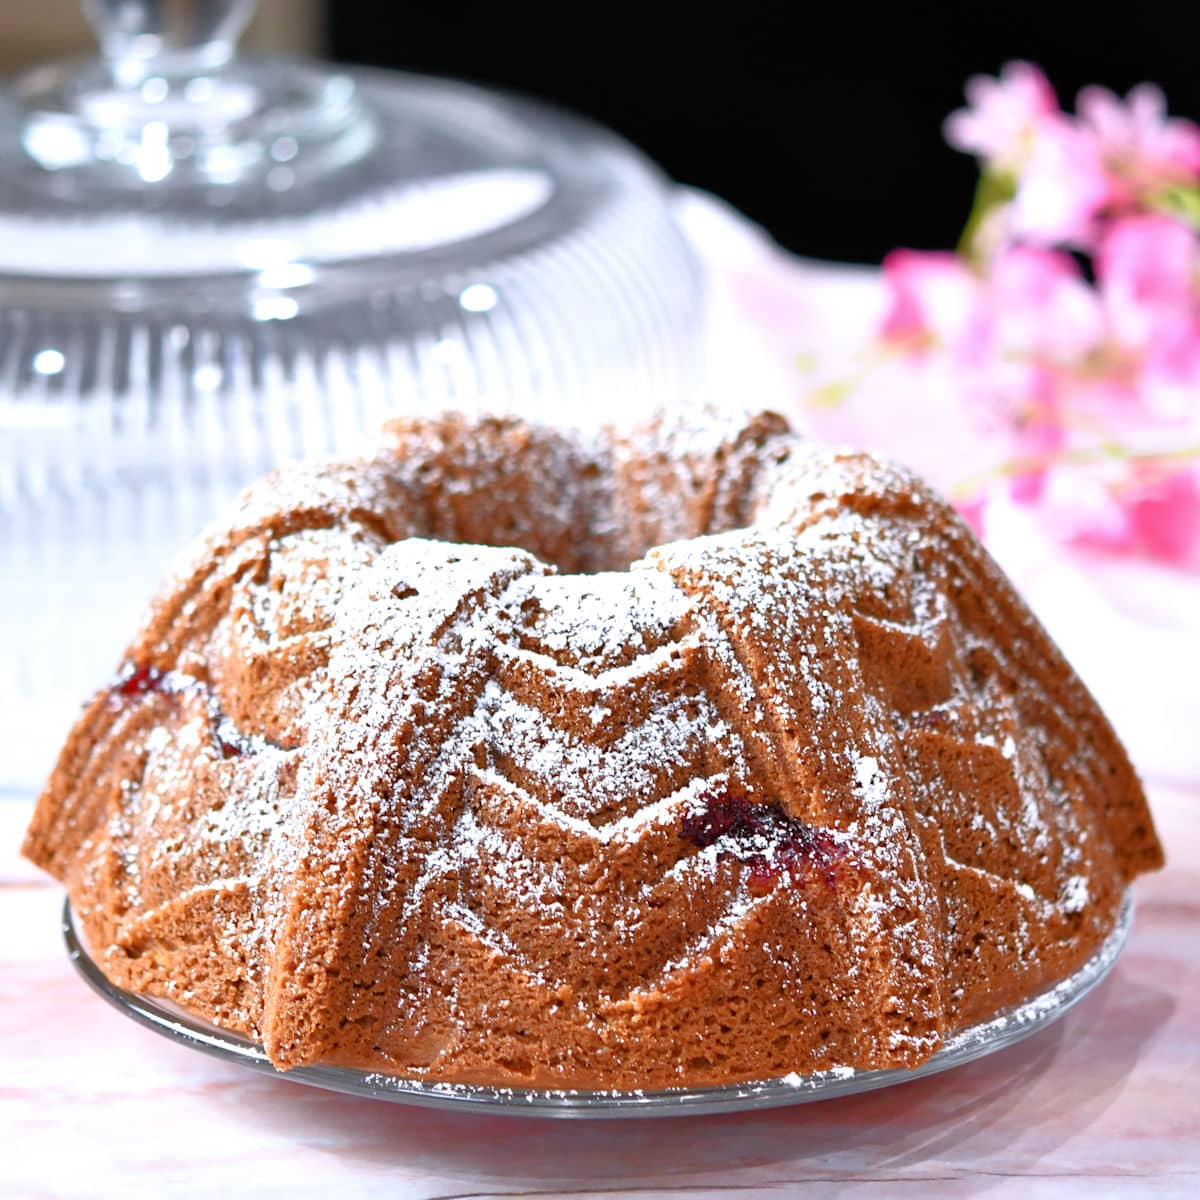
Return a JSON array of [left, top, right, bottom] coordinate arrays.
[[23, 408, 1163, 1089]]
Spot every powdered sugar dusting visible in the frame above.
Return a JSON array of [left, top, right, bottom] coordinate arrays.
[[56, 407, 1137, 1085]]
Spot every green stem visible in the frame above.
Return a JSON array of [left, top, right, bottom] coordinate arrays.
[[956, 168, 1017, 263], [1148, 183, 1200, 232], [952, 442, 1200, 500]]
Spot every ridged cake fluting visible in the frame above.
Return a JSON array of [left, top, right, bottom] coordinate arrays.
[[23, 409, 1163, 1088]]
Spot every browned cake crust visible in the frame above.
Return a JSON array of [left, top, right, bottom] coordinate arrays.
[[23, 408, 1163, 1089]]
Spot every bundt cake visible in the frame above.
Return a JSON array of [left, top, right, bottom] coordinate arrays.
[[24, 408, 1163, 1089]]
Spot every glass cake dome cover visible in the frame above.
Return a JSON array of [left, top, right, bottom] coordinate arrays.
[[0, 0, 705, 794]]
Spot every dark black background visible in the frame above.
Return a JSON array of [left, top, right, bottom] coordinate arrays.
[[328, 2, 1199, 263]]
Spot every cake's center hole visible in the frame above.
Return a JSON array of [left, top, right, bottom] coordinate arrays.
[[390, 423, 756, 573]]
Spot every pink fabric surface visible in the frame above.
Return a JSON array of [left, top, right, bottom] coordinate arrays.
[[2, 785, 1195, 1198], [4, 197, 1196, 1198]]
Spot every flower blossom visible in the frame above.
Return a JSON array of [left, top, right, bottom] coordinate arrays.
[[1122, 468, 1200, 564], [877, 223, 1200, 561], [1079, 83, 1200, 204], [860, 63, 1200, 568], [949, 69, 1200, 251], [880, 245, 1102, 380], [1097, 213, 1200, 419], [1008, 116, 1111, 247], [878, 250, 983, 357], [987, 245, 1104, 362], [944, 61, 1057, 170]]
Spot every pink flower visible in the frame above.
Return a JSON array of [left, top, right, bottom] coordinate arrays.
[[864, 63, 1200, 572], [880, 246, 1103, 428], [1097, 214, 1200, 416], [879, 249, 985, 357], [1124, 468, 1200, 564], [988, 245, 1104, 360], [945, 61, 1058, 170], [1078, 83, 1200, 203], [1008, 117, 1112, 247], [1141, 329, 1200, 420], [1098, 214, 1197, 343], [1047, 466, 1200, 566], [947, 68, 1200, 252], [1035, 466, 1135, 554]]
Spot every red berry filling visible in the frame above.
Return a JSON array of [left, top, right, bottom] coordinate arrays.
[[682, 786, 858, 895], [114, 664, 167, 696], [911, 709, 950, 730], [110, 662, 255, 760]]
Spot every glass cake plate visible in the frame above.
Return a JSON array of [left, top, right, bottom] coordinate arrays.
[[62, 891, 1134, 1119]]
